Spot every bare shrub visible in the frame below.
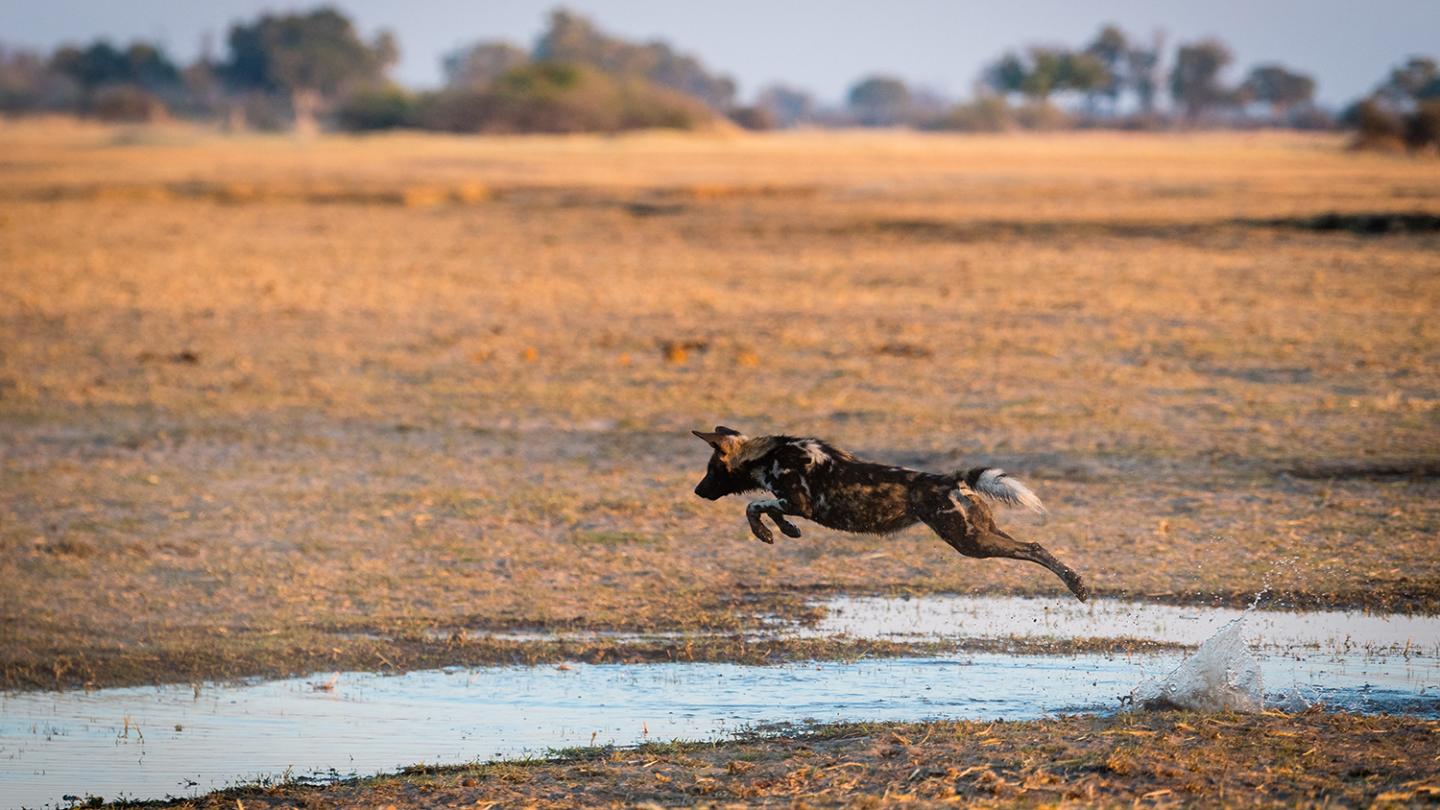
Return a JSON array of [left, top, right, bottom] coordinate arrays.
[[1404, 100, 1440, 153], [924, 97, 1013, 132], [1345, 98, 1406, 151], [91, 84, 167, 122]]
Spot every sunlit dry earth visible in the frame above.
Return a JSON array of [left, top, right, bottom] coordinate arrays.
[[1, 120, 1437, 690]]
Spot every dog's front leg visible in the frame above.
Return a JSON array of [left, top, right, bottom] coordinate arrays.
[[745, 498, 802, 544]]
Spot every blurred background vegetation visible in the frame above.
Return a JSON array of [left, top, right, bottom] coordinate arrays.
[[1, 6, 1438, 149]]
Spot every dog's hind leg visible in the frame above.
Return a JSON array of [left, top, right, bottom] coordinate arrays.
[[920, 507, 1090, 602], [982, 528, 1090, 602]]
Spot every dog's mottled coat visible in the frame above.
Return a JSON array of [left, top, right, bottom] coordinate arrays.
[[692, 426, 1089, 601]]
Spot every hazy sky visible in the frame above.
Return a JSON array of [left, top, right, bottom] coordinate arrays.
[[3, 0, 1437, 107]]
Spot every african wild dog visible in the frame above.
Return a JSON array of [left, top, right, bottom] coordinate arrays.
[[692, 426, 1089, 601]]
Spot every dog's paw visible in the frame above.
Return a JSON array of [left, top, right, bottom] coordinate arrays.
[[751, 526, 775, 544], [776, 518, 803, 538]]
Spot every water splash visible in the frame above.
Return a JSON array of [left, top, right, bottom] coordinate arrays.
[[1245, 555, 1301, 612], [1126, 558, 1305, 713], [1131, 618, 1264, 712]]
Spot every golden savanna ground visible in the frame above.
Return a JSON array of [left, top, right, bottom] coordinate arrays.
[[2, 120, 1438, 691]]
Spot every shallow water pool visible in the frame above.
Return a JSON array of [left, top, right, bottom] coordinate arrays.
[[3, 596, 1438, 809], [4, 648, 1436, 808]]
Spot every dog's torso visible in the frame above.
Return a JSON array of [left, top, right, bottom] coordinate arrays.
[[740, 436, 969, 534]]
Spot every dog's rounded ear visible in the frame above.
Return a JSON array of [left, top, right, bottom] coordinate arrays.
[[714, 426, 742, 436], [693, 429, 722, 447]]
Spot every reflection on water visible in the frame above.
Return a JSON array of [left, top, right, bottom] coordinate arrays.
[[811, 595, 1440, 653]]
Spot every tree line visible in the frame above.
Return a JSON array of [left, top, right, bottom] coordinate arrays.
[[1, 6, 1436, 149]]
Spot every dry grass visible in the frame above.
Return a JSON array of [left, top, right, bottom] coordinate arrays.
[[2, 120, 1438, 690], [121, 711, 1440, 808]]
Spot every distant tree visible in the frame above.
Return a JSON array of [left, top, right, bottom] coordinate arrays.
[[220, 7, 397, 134], [1021, 48, 1067, 100], [48, 40, 180, 118], [1377, 56, 1438, 105], [0, 45, 76, 112], [1127, 33, 1164, 117], [129, 43, 180, 90], [50, 40, 179, 94], [533, 11, 614, 67], [1061, 51, 1110, 100], [419, 61, 708, 134], [1086, 26, 1129, 74], [847, 74, 911, 125], [179, 44, 224, 119], [1240, 64, 1315, 119], [754, 83, 814, 128], [983, 46, 1109, 113], [1084, 25, 1129, 111], [1170, 39, 1234, 121], [443, 41, 529, 89], [983, 51, 1027, 98], [1079, 24, 1168, 120], [533, 10, 735, 110], [49, 42, 124, 91]]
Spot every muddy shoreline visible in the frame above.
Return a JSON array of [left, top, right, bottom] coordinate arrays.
[[8, 586, 1439, 693], [4, 625, 1189, 695], [82, 712, 1440, 809]]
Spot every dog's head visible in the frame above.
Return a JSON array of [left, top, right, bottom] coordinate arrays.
[[691, 425, 754, 500]]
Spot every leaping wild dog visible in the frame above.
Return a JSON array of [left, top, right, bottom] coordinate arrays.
[[691, 426, 1090, 601]]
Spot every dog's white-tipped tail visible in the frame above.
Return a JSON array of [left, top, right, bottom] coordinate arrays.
[[969, 468, 1047, 514]]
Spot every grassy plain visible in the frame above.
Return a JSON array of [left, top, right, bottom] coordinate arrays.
[[2, 120, 1438, 690]]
